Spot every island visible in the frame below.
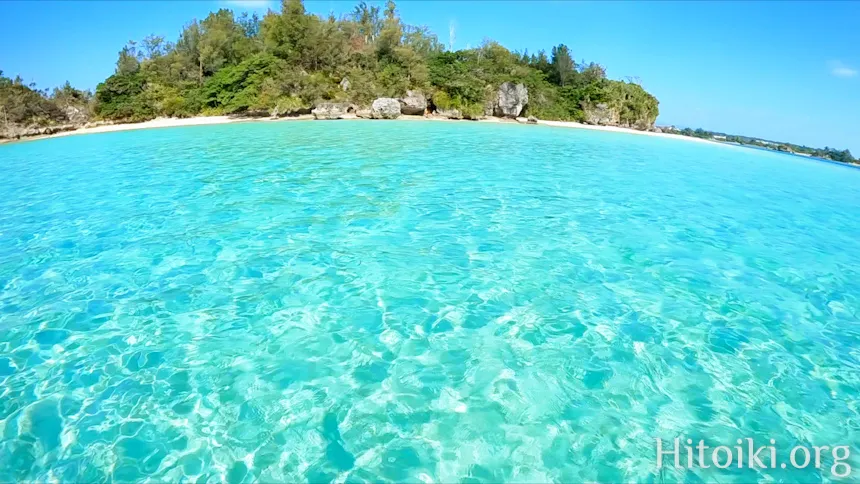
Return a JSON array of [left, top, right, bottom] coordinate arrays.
[[0, 0, 855, 168], [0, 0, 656, 139]]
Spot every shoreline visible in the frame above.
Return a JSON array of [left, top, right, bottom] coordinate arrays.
[[533, 119, 729, 146], [1, 113, 728, 148]]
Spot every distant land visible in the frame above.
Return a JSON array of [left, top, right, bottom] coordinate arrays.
[[657, 126, 857, 165]]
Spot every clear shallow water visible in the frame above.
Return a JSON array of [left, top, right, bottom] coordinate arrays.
[[0, 120, 858, 483]]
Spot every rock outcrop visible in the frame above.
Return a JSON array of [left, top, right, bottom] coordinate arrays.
[[582, 103, 618, 126], [631, 118, 654, 131], [399, 90, 426, 115], [582, 102, 655, 130], [273, 106, 312, 117], [271, 99, 312, 117], [0, 122, 91, 140], [435, 108, 462, 120], [63, 105, 90, 125], [493, 82, 528, 118], [1, 104, 96, 140], [370, 98, 401, 119], [311, 102, 351, 120], [339, 77, 351, 92]]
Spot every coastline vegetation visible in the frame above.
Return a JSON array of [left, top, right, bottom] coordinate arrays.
[[91, 0, 660, 125], [2, 0, 658, 129], [0, 75, 92, 128]]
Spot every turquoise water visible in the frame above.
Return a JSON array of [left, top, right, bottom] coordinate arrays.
[[0, 120, 858, 483]]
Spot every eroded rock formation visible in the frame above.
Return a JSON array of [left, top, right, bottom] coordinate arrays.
[[370, 98, 401, 119], [311, 102, 351, 120], [493, 82, 528, 118], [399, 90, 426, 115]]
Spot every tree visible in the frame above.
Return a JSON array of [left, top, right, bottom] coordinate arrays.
[[402, 26, 443, 57], [142, 35, 167, 60], [238, 12, 261, 38], [175, 21, 204, 84], [95, 71, 150, 121], [51, 81, 91, 105], [351, 1, 381, 44], [579, 62, 606, 86], [376, 0, 402, 61], [527, 50, 551, 78], [550, 44, 575, 86], [0, 71, 66, 126], [260, 0, 313, 66], [116, 41, 141, 75], [199, 10, 249, 76]]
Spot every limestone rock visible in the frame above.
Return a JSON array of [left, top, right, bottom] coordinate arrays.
[[339, 77, 351, 92], [399, 90, 426, 115], [493, 82, 528, 118], [271, 97, 312, 117], [582, 103, 620, 126], [527, 116, 538, 124], [370, 98, 401, 119], [312, 102, 350, 120], [1, 123, 78, 140], [435, 108, 462, 120], [63, 105, 90, 125]]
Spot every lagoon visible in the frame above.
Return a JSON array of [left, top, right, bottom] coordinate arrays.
[[0, 120, 858, 482]]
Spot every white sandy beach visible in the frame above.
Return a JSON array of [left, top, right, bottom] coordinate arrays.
[[3, 113, 727, 148], [47, 115, 312, 138], [534, 119, 729, 146]]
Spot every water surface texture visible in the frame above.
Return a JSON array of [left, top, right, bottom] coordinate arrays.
[[1, 121, 858, 482]]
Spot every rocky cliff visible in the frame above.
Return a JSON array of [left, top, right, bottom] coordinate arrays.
[[580, 81, 659, 130]]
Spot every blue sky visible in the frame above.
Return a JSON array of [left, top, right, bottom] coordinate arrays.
[[1, 1, 858, 152]]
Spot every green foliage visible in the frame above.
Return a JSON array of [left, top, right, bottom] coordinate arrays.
[[199, 9, 257, 75], [377, 62, 409, 96], [94, 71, 153, 121], [0, 72, 67, 126], [430, 89, 482, 118], [427, 51, 489, 105], [51, 81, 93, 116], [116, 42, 141, 75], [550, 44, 575, 87], [200, 53, 283, 113], [141, 82, 201, 118], [402, 26, 443, 57], [604, 80, 660, 128], [272, 95, 311, 116]]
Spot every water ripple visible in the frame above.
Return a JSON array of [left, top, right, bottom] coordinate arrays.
[[0, 120, 858, 482]]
